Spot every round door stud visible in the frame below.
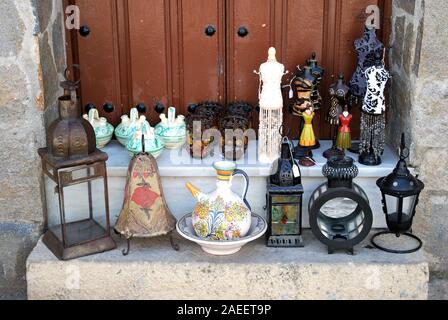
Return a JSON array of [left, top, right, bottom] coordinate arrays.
[[154, 103, 165, 114], [79, 25, 91, 37], [237, 26, 249, 38], [136, 103, 147, 113], [84, 103, 96, 113], [103, 103, 115, 113], [205, 25, 216, 37]]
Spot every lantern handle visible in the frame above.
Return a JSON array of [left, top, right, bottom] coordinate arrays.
[[399, 133, 410, 161], [141, 134, 146, 154], [278, 124, 291, 137]]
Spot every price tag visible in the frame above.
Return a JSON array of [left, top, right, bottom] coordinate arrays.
[[292, 164, 301, 178], [289, 88, 294, 99]]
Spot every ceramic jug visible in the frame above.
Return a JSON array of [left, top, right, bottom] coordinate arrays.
[[115, 108, 139, 146], [186, 161, 252, 240], [126, 116, 165, 158], [155, 107, 187, 149], [83, 108, 114, 148]]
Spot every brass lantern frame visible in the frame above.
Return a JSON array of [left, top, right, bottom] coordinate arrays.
[[38, 149, 116, 260]]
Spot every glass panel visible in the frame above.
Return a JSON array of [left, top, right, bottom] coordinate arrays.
[[271, 196, 300, 204], [402, 195, 417, 216], [385, 195, 399, 215], [271, 204, 299, 235], [45, 175, 61, 230], [320, 198, 358, 219], [52, 167, 108, 247]]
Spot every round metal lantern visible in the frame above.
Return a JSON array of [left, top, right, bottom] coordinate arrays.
[[371, 134, 425, 254], [309, 156, 373, 254]]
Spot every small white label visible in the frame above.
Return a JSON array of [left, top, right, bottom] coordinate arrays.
[[293, 165, 300, 178], [289, 88, 294, 99]]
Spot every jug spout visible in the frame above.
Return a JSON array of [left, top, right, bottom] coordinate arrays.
[[186, 182, 204, 200]]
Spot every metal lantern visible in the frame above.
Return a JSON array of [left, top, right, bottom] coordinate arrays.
[[266, 137, 304, 247], [371, 134, 425, 254], [38, 67, 116, 260], [309, 156, 373, 254]]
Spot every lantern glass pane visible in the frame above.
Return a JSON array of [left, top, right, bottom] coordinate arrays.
[[320, 198, 358, 219], [385, 195, 399, 215], [271, 204, 300, 236], [53, 166, 108, 246], [44, 175, 61, 230], [402, 195, 417, 217]]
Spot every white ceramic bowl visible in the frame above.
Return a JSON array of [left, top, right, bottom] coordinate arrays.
[[176, 213, 267, 256]]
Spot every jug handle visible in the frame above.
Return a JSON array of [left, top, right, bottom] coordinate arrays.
[[232, 169, 252, 212]]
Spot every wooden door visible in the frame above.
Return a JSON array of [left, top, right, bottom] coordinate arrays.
[[65, 0, 391, 139]]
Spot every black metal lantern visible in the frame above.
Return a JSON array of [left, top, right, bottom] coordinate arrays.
[[371, 134, 425, 254], [266, 137, 304, 247], [38, 67, 116, 260], [309, 156, 373, 254]]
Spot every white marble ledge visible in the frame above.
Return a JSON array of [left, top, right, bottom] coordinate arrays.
[[103, 140, 399, 178]]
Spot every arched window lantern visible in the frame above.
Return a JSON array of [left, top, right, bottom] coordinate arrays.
[[371, 134, 425, 254]]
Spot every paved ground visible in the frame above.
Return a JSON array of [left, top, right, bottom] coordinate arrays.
[[429, 279, 448, 300]]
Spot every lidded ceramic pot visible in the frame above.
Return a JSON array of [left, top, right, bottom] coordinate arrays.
[[155, 107, 187, 149], [186, 161, 252, 240], [126, 116, 165, 158], [115, 108, 139, 146], [83, 108, 114, 149]]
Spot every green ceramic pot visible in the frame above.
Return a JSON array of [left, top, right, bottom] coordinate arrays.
[[154, 107, 187, 150], [126, 120, 165, 158], [115, 108, 139, 146], [83, 108, 114, 149]]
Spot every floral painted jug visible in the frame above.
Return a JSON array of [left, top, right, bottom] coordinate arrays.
[[83, 108, 114, 148], [115, 108, 139, 146], [186, 162, 252, 240], [126, 116, 165, 158], [155, 107, 187, 149]]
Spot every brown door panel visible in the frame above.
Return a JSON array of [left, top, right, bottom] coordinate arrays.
[[281, 0, 326, 140], [179, 0, 226, 108], [127, 0, 171, 124], [73, 0, 122, 124]]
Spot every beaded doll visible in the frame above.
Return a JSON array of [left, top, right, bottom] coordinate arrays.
[[359, 52, 390, 166], [324, 74, 350, 158], [336, 106, 353, 151], [350, 27, 384, 100]]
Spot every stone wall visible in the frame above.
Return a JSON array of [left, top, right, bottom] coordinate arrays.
[[0, 0, 65, 299], [389, 0, 448, 276]]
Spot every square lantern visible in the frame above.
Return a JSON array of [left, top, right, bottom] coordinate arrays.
[[38, 70, 116, 260], [266, 183, 304, 247]]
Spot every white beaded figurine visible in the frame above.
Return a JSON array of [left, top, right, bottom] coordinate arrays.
[[255, 47, 288, 164]]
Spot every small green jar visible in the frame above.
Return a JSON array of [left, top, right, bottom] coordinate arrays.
[[126, 117, 165, 158], [115, 108, 139, 146], [155, 107, 187, 150], [83, 108, 114, 149]]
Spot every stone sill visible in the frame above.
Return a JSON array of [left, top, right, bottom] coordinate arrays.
[[26, 232, 429, 300], [104, 140, 399, 178]]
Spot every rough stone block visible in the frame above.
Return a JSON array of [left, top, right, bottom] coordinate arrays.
[[0, 222, 41, 300], [395, 0, 416, 15], [0, 1, 25, 57], [27, 233, 429, 300]]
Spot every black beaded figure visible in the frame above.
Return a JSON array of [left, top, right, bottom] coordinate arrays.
[[359, 52, 390, 166], [323, 74, 350, 159], [350, 27, 385, 101], [307, 53, 325, 111]]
